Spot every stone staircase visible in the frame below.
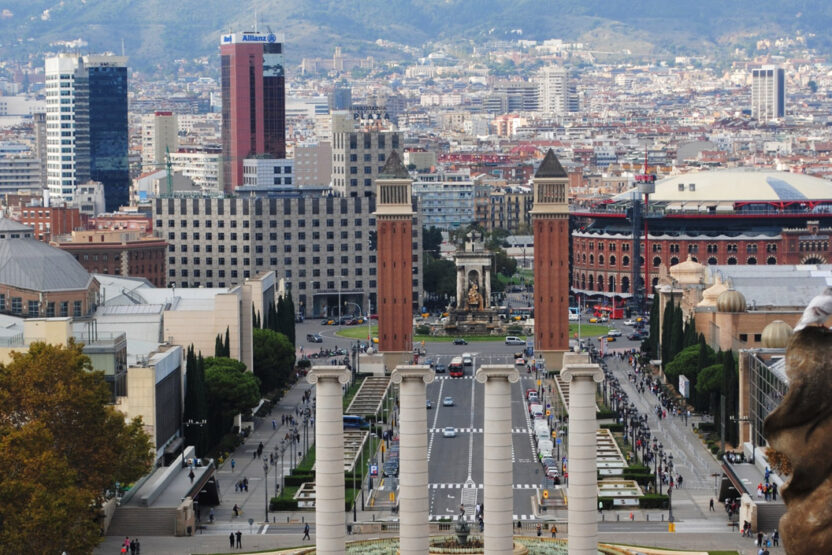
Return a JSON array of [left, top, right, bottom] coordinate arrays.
[[756, 501, 787, 532], [106, 507, 178, 536]]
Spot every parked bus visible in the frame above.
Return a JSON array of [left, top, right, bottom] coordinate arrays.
[[343, 415, 370, 429], [449, 357, 464, 377]]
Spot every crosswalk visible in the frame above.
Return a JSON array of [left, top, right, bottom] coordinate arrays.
[[429, 427, 530, 434], [429, 483, 539, 490], [428, 514, 536, 522], [434, 375, 473, 381]]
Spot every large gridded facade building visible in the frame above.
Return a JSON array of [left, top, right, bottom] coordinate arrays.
[[220, 31, 286, 193], [331, 130, 401, 198], [751, 65, 785, 121], [153, 195, 422, 317], [45, 54, 129, 212]]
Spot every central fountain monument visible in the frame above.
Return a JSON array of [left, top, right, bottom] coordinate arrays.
[[447, 231, 501, 335]]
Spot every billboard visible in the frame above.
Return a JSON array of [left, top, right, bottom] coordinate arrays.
[[679, 374, 690, 399]]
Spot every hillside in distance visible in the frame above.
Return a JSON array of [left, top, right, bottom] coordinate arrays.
[[2, 0, 832, 71]]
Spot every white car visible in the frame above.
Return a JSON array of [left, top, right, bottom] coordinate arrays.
[[607, 329, 622, 337], [623, 319, 636, 326], [442, 427, 457, 438], [443, 396, 455, 407]]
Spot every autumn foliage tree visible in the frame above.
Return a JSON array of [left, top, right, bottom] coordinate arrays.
[[0, 341, 153, 554]]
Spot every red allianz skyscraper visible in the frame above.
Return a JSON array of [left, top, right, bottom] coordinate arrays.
[[374, 151, 415, 368], [220, 31, 286, 193], [531, 149, 570, 369]]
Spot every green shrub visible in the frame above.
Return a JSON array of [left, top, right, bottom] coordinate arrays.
[[710, 445, 720, 454], [600, 423, 624, 432], [597, 497, 614, 510], [597, 409, 617, 419], [621, 472, 656, 486], [283, 474, 314, 487], [507, 325, 524, 335], [415, 324, 431, 335], [270, 497, 298, 511], [698, 422, 716, 432], [638, 494, 669, 509]]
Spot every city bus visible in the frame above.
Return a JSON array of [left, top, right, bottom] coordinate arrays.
[[343, 415, 370, 429], [449, 357, 464, 377]]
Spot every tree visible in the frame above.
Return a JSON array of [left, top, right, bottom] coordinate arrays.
[[283, 292, 296, 346], [661, 298, 675, 364], [422, 254, 456, 298], [215, 333, 224, 357], [0, 342, 153, 553], [224, 327, 230, 356], [423, 226, 443, 258], [494, 249, 517, 277], [0, 423, 100, 554], [808, 80, 818, 93], [682, 318, 698, 349], [204, 357, 260, 436], [646, 300, 660, 358], [183, 346, 208, 456], [253, 329, 296, 394], [669, 304, 684, 361]]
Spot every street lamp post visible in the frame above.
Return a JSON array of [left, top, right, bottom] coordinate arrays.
[[263, 457, 270, 521]]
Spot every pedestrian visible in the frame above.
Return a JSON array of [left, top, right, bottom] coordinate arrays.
[[130, 539, 136, 555], [757, 531, 763, 546], [709, 498, 715, 511], [478, 516, 484, 532], [233, 503, 239, 517], [303, 523, 311, 540], [230, 458, 236, 472], [536, 523, 542, 536], [188, 469, 195, 483], [209, 507, 214, 523], [235, 530, 242, 548], [272, 419, 276, 430], [229, 532, 235, 548], [135, 539, 140, 554], [550, 524, 558, 538], [773, 529, 779, 546]]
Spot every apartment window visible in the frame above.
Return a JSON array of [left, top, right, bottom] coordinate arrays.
[[60, 301, 68, 317], [46, 302, 55, 317], [73, 301, 82, 317], [27, 300, 39, 316]]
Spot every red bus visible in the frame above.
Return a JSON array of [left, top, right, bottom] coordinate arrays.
[[592, 304, 624, 320], [449, 357, 464, 377]]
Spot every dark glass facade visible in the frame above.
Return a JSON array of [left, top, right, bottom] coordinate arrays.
[[87, 65, 129, 211], [262, 43, 286, 159]]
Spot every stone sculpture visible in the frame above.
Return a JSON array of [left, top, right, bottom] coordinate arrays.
[[764, 326, 832, 554]]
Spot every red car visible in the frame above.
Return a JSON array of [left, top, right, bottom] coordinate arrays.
[[369, 314, 379, 320]]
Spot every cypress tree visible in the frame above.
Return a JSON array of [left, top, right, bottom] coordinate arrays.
[[682, 317, 698, 349], [669, 304, 684, 360], [647, 299, 660, 358], [284, 292, 296, 346], [223, 327, 230, 357], [661, 298, 674, 363], [215, 334, 223, 357]]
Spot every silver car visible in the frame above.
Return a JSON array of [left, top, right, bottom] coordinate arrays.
[[442, 427, 457, 438]]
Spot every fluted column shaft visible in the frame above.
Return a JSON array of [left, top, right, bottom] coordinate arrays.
[[561, 356, 604, 555], [476, 365, 519, 555], [307, 366, 351, 555], [391, 365, 434, 555]]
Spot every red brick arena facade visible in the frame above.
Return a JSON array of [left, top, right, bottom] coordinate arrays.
[[571, 169, 832, 301]]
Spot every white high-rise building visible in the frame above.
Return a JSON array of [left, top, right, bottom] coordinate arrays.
[[141, 111, 179, 170], [45, 55, 89, 204], [751, 65, 785, 121], [536, 66, 578, 116]]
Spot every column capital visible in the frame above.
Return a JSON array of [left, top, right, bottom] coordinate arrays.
[[561, 363, 604, 384], [390, 364, 435, 385], [475, 364, 520, 384], [306, 365, 351, 385]]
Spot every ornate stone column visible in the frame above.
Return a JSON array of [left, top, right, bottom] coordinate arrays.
[[475, 364, 520, 555], [391, 364, 435, 555], [561, 353, 604, 555], [307, 366, 351, 554]]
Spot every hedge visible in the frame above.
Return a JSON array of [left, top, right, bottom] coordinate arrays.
[[621, 472, 656, 487], [283, 473, 314, 487], [600, 423, 624, 433], [698, 422, 716, 433], [598, 497, 615, 510], [597, 409, 617, 420], [638, 494, 669, 509]]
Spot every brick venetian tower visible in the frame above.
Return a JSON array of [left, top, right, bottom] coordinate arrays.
[[531, 149, 570, 370], [375, 150, 414, 369]]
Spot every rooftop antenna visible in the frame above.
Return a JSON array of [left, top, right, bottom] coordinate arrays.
[[254, 8, 258, 32], [121, 37, 125, 57]]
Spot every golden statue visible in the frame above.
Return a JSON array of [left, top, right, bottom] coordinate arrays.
[[467, 282, 481, 310]]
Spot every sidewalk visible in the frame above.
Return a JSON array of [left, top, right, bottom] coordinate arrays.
[[202, 377, 316, 527]]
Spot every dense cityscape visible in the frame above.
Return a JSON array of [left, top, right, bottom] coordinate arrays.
[[0, 4, 830, 554]]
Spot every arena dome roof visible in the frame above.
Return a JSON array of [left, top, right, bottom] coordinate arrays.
[[614, 169, 832, 203]]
